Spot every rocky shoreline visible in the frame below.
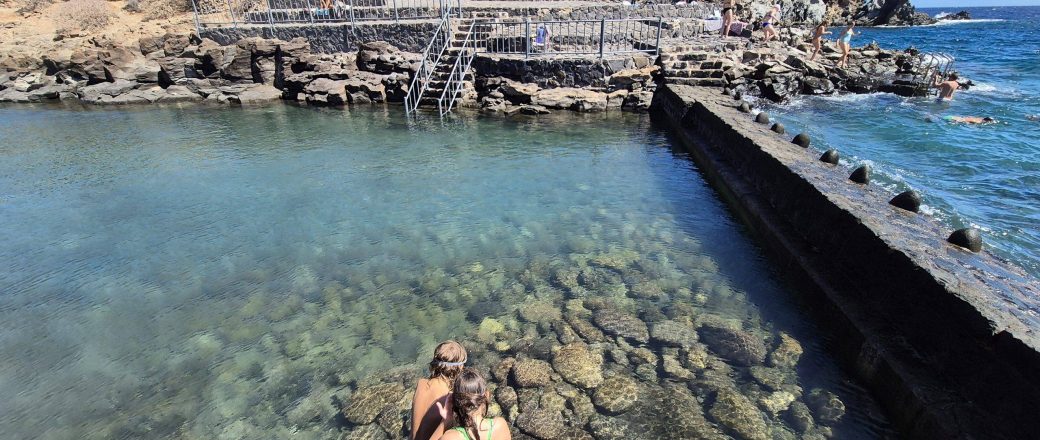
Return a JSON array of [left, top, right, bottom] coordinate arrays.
[[335, 262, 848, 440], [0, 27, 946, 116]]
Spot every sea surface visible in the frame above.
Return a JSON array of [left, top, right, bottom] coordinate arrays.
[[762, 6, 1040, 279], [0, 105, 893, 438]]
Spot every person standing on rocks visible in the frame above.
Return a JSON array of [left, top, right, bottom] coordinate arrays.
[[721, 0, 737, 37], [810, 21, 832, 61], [412, 341, 468, 440], [837, 23, 859, 68], [761, 5, 781, 42], [435, 368, 512, 440]]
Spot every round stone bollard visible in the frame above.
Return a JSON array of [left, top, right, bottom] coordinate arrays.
[[771, 123, 786, 134], [739, 102, 752, 113], [849, 164, 871, 184], [819, 149, 839, 165], [755, 112, 770, 124], [947, 228, 983, 252], [791, 133, 810, 148], [889, 190, 922, 213]]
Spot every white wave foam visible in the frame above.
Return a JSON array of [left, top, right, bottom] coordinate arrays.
[[813, 92, 886, 103], [968, 83, 998, 93], [877, 18, 1005, 29], [931, 18, 1002, 26]]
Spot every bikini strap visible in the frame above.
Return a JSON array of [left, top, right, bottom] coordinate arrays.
[[454, 426, 471, 440]]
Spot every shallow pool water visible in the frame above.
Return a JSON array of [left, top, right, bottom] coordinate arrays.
[[0, 104, 893, 439]]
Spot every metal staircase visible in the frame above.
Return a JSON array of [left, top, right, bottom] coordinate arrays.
[[405, 9, 498, 116], [403, 10, 455, 115]]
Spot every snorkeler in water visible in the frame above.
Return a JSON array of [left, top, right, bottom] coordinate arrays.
[[943, 116, 996, 124]]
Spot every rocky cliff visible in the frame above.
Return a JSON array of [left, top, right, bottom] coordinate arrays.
[[739, 0, 935, 26]]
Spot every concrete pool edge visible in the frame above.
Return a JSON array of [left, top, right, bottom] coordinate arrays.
[[650, 84, 1040, 439]]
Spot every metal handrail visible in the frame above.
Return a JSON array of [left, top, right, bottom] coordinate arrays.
[[910, 52, 955, 96], [191, 0, 454, 32], [437, 20, 481, 116], [404, 11, 451, 114], [403, 16, 445, 113], [480, 17, 664, 58]]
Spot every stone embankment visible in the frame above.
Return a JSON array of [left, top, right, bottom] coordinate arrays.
[[651, 84, 1040, 440], [0, 33, 662, 112], [0, 26, 943, 112]]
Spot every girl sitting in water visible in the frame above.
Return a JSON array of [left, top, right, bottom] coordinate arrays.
[[411, 341, 468, 440], [436, 368, 512, 440]]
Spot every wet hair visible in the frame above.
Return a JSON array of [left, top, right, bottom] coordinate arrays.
[[429, 340, 467, 387], [948, 72, 959, 80], [451, 368, 489, 439], [983, 117, 994, 122]]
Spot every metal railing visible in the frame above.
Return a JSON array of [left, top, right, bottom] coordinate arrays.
[[437, 20, 484, 116], [403, 3, 458, 114], [190, 0, 459, 31], [481, 17, 664, 58], [914, 52, 956, 95]]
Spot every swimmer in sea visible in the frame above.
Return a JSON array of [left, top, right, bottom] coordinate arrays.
[[944, 116, 996, 124], [933, 72, 960, 101], [1027, 114, 1040, 122]]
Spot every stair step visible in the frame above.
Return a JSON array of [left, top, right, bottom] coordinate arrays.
[[677, 53, 709, 61], [664, 69, 724, 78], [664, 77, 727, 87]]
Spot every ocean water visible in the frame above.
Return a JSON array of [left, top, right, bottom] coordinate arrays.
[[0, 104, 893, 438], [762, 6, 1040, 278]]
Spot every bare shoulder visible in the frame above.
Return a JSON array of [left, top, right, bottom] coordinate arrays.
[[492, 417, 512, 439], [414, 378, 430, 395]]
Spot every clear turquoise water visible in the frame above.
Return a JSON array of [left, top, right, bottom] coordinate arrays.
[[0, 104, 892, 438], [762, 6, 1040, 279]]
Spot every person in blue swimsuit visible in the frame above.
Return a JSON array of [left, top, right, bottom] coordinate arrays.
[[837, 22, 859, 68], [436, 369, 511, 440]]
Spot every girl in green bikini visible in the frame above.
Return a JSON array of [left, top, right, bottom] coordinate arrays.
[[436, 369, 511, 440]]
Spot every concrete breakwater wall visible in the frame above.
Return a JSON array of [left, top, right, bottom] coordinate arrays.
[[650, 84, 1040, 439], [201, 22, 439, 53]]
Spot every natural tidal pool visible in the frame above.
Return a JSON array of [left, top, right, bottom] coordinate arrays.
[[0, 104, 893, 439]]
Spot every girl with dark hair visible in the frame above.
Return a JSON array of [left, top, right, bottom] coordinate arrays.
[[810, 21, 832, 61], [411, 341, 468, 440], [436, 368, 511, 440]]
